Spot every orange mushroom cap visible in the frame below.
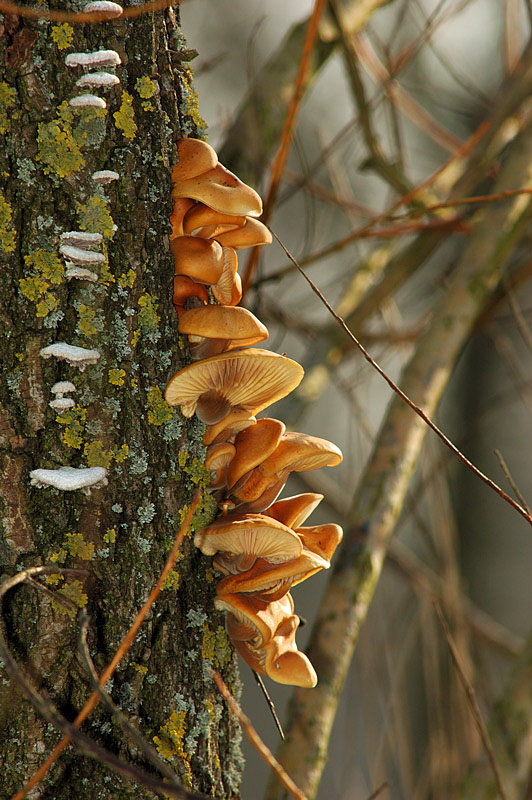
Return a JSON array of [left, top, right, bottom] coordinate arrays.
[[226, 418, 285, 490], [214, 217, 272, 250], [202, 409, 256, 446], [295, 523, 343, 562], [183, 203, 246, 236], [171, 235, 224, 285], [172, 275, 209, 316], [178, 305, 269, 360], [267, 493, 324, 529], [172, 138, 218, 183], [170, 198, 195, 240], [172, 163, 263, 218], [215, 547, 329, 600], [164, 348, 304, 425], [194, 513, 302, 565], [263, 616, 317, 688], [216, 592, 294, 647], [204, 442, 236, 490], [259, 431, 343, 478], [229, 472, 288, 515]]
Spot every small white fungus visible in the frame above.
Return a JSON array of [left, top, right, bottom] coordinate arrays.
[[65, 51, 121, 69], [30, 466, 108, 493], [60, 245, 105, 264], [92, 170, 120, 184], [51, 381, 76, 395], [39, 343, 101, 371], [83, 1, 123, 17], [49, 397, 76, 411], [65, 267, 99, 282], [76, 72, 120, 89], [69, 94, 107, 109], [61, 231, 103, 248]]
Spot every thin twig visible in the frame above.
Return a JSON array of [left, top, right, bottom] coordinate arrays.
[[241, 0, 328, 295], [13, 492, 201, 800], [0, 568, 208, 800], [212, 670, 308, 800], [433, 601, 508, 800], [0, 0, 182, 24], [270, 228, 532, 529], [77, 610, 181, 786], [494, 449, 532, 515], [365, 781, 389, 800], [252, 669, 285, 740]]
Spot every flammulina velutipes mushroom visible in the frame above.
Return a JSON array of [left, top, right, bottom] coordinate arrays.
[[165, 138, 343, 688]]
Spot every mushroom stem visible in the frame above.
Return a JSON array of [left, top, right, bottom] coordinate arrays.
[[196, 390, 232, 424]]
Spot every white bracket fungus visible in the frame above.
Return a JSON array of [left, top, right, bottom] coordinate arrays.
[[92, 170, 120, 184], [61, 231, 103, 248], [30, 466, 108, 493], [65, 267, 99, 282], [60, 244, 105, 264], [39, 343, 101, 371], [49, 397, 75, 411], [51, 381, 76, 396], [65, 51, 121, 69], [76, 72, 120, 89], [69, 94, 107, 109], [83, 1, 123, 16]]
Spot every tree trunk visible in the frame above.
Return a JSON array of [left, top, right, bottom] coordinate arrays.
[[0, 5, 241, 798]]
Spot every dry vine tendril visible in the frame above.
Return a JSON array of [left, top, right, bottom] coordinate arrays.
[[166, 138, 345, 688]]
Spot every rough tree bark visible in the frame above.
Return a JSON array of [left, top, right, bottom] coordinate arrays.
[[0, 4, 242, 798]]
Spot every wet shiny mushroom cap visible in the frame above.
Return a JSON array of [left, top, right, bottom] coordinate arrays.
[[178, 305, 269, 356], [267, 493, 324, 529], [259, 431, 343, 477], [164, 348, 304, 425], [172, 138, 218, 182], [216, 592, 294, 647], [172, 162, 263, 218], [226, 418, 285, 490], [171, 235, 224, 285]]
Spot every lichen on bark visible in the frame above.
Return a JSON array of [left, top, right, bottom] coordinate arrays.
[[0, 5, 242, 798]]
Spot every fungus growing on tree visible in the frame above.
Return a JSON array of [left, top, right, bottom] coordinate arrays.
[[211, 247, 242, 306], [213, 217, 272, 250], [182, 203, 246, 237], [164, 348, 304, 424], [39, 343, 101, 371], [226, 418, 285, 491], [202, 409, 256, 446], [194, 514, 302, 567], [30, 466, 108, 493], [267, 493, 324, 529], [172, 138, 218, 182], [178, 305, 268, 359], [205, 442, 236, 491], [171, 235, 224, 285], [172, 163, 262, 218]]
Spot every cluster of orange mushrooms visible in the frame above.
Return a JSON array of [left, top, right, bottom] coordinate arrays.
[[164, 139, 343, 688]]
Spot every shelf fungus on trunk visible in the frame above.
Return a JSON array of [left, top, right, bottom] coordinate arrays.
[[166, 137, 345, 687], [164, 348, 304, 425]]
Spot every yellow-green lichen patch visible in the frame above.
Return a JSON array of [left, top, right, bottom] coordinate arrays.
[[153, 710, 192, 783], [77, 195, 115, 238], [135, 76, 158, 112], [201, 623, 232, 668], [146, 385, 173, 425], [104, 527, 117, 543], [130, 662, 148, 675], [63, 532, 94, 560], [84, 440, 113, 469], [50, 548, 67, 564], [52, 579, 88, 617], [114, 90, 137, 139], [36, 102, 86, 177], [114, 444, 129, 463], [0, 192, 16, 252], [176, 492, 217, 536], [119, 269, 136, 288], [77, 303, 101, 336], [109, 368, 126, 386], [162, 569, 180, 591], [137, 291, 159, 332], [51, 23, 74, 50], [0, 82, 16, 135], [19, 248, 64, 317], [56, 405, 87, 449], [181, 67, 207, 135]]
